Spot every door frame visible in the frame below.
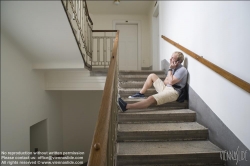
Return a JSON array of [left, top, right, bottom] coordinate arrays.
[[152, 3, 160, 70], [113, 20, 141, 70]]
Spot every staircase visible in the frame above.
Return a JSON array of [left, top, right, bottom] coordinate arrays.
[[116, 70, 224, 166]]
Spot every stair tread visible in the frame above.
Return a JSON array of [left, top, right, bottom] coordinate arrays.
[[117, 141, 222, 155], [119, 88, 155, 91], [119, 87, 155, 91], [119, 74, 166, 77], [119, 81, 148, 83], [118, 122, 207, 132], [119, 70, 165, 73], [118, 109, 195, 114]]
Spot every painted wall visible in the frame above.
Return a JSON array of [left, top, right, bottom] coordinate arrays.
[[148, 1, 160, 70], [61, 91, 103, 164], [1, 32, 63, 164], [44, 69, 106, 90], [90, 13, 152, 68], [158, 1, 250, 149]]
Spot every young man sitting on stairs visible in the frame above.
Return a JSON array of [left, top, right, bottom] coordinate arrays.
[[118, 51, 188, 112]]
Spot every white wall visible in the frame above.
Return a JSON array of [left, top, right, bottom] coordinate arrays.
[[62, 91, 103, 164], [90, 14, 152, 67], [148, 1, 160, 70], [158, 1, 250, 149], [44, 70, 106, 90], [1, 33, 63, 160]]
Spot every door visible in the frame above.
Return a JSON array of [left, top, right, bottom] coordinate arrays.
[[116, 24, 138, 70], [30, 119, 48, 166]]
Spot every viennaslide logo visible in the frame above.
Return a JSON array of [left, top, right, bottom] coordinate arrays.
[[220, 146, 248, 165]]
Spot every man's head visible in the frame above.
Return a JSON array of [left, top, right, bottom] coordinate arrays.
[[172, 51, 184, 63]]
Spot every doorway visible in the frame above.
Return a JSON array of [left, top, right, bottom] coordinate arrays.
[[30, 119, 48, 166], [114, 21, 141, 70]]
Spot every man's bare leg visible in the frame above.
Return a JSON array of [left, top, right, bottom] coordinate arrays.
[[140, 74, 159, 94], [126, 96, 157, 109]]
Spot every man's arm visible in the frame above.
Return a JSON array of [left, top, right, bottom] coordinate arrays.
[[164, 59, 180, 85], [164, 70, 180, 85]]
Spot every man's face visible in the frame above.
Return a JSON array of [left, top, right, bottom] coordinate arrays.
[[170, 53, 179, 63]]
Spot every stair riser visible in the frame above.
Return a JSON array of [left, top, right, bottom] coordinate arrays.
[[119, 82, 145, 88], [116, 153, 224, 166], [119, 90, 157, 97], [117, 130, 208, 142], [118, 114, 196, 124], [119, 76, 166, 82], [124, 100, 188, 108], [119, 78, 165, 82]]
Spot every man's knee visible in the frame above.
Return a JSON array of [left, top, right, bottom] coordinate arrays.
[[148, 96, 157, 106], [148, 73, 159, 82]]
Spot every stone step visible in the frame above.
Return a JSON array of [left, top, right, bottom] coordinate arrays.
[[119, 74, 166, 82], [119, 70, 165, 75], [118, 109, 195, 124], [117, 122, 208, 142], [119, 98, 188, 110], [116, 141, 224, 166]]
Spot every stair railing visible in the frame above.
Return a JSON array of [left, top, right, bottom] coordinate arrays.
[[162, 35, 250, 93], [62, 0, 93, 70], [88, 31, 119, 166], [62, 1, 118, 71], [92, 30, 118, 69]]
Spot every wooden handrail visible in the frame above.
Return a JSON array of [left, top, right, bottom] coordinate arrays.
[[161, 35, 250, 93], [87, 31, 119, 166]]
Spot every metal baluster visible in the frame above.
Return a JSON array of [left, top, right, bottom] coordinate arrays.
[[66, 0, 68, 11], [73, 0, 75, 13], [90, 25, 93, 58], [86, 20, 88, 55], [80, 0, 82, 31], [77, 0, 80, 25]]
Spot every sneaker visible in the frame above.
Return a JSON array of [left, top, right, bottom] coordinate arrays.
[[128, 92, 145, 99], [118, 98, 127, 112]]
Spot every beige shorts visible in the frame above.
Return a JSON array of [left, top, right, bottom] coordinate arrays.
[[152, 78, 179, 105]]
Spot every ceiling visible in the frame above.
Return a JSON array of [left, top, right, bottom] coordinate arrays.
[[87, 1, 154, 15], [1, 1, 84, 69]]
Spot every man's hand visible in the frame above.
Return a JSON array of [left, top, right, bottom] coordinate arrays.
[[166, 58, 180, 85], [169, 58, 179, 69]]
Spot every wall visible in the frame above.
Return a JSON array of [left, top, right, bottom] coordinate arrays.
[[90, 13, 152, 68], [1, 32, 63, 164], [148, 1, 160, 70], [61, 91, 103, 164], [44, 70, 106, 90], [158, 1, 250, 150]]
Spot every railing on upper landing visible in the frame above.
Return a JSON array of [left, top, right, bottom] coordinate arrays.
[[61, 0, 117, 71], [92, 30, 118, 70]]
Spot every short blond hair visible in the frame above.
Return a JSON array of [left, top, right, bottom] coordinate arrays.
[[174, 51, 184, 63]]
